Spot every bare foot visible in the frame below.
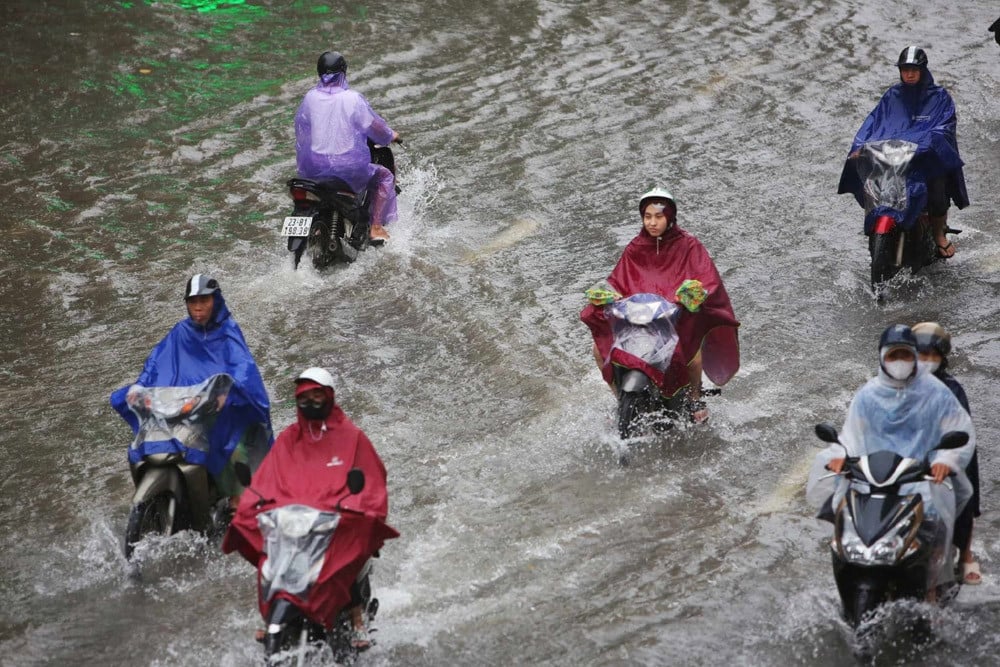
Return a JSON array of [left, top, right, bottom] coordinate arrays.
[[370, 224, 390, 241]]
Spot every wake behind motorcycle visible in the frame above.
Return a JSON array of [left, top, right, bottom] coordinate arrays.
[[813, 424, 968, 645], [232, 464, 383, 666], [853, 139, 960, 291], [122, 374, 268, 560], [281, 142, 399, 270]]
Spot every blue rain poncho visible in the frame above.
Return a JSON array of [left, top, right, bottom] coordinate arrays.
[[837, 66, 969, 218], [110, 291, 273, 477], [807, 368, 975, 581]]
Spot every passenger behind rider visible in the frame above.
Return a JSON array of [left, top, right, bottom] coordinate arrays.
[[122, 275, 273, 510], [295, 51, 400, 242], [582, 188, 740, 423], [810, 325, 975, 598], [913, 321, 982, 585], [838, 46, 969, 258]]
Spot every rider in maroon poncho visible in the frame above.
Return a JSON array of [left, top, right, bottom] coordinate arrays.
[[581, 188, 740, 422], [223, 367, 398, 650]]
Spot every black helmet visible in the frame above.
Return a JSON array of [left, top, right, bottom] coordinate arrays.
[[317, 51, 347, 77], [897, 46, 928, 68], [912, 321, 952, 357], [184, 274, 220, 301]]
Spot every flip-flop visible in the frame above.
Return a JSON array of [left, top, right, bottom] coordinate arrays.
[[350, 627, 372, 650], [937, 241, 955, 258], [961, 560, 982, 585]]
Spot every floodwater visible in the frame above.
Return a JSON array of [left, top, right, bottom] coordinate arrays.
[[2, 0, 1000, 665]]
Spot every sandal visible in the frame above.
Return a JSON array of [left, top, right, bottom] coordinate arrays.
[[350, 627, 372, 650], [937, 241, 955, 258], [688, 399, 709, 424], [961, 560, 982, 585]]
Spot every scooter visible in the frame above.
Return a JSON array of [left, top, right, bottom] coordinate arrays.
[[606, 293, 715, 445], [282, 141, 399, 270], [122, 374, 268, 560], [813, 424, 968, 634], [853, 139, 960, 290], [233, 463, 388, 665]]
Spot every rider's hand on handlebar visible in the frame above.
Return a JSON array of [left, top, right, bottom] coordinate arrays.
[[827, 457, 845, 473], [391, 131, 401, 144], [930, 462, 951, 484], [848, 149, 861, 160]]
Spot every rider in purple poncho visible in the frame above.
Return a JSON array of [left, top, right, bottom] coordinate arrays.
[[295, 51, 399, 241], [837, 46, 969, 258]]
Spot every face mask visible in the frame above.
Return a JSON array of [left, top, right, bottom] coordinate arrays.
[[884, 360, 915, 381], [297, 399, 331, 421], [918, 360, 941, 375]]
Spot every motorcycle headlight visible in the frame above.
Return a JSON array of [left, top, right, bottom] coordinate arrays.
[[869, 534, 905, 565]]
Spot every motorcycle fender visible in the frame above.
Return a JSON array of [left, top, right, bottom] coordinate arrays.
[[178, 463, 213, 532], [131, 466, 182, 507], [287, 235, 307, 252], [619, 370, 650, 394], [873, 215, 896, 234]]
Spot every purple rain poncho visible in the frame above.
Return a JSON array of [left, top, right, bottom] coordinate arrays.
[[295, 72, 398, 225]]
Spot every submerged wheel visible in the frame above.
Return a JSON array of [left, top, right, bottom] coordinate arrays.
[[308, 218, 333, 270], [617, 391, 644, 440], [869, 232, 899, 289], [848, 584, 885, 628], [124, 491, 176, 559]]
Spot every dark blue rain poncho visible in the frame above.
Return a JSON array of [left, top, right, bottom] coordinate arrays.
[[110, 291, 273, 477], [837, 65, 969, 215]]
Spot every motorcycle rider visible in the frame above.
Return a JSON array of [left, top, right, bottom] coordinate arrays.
[[223, 367, 396, 651], [580, 187, 740, 423], [808, 325, 975, 596], [295, 51, 400, 242], [111, 274, 273, 510], [913, 321, 981, 585], [838, 46, 969, 258]]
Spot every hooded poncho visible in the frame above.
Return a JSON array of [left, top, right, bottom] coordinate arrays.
[[581, 224, 740, 397], [222, 403, 399, 627], [110, 292, 273, 477], [294, 74, 396, 193], [837, 66, 969, 218]]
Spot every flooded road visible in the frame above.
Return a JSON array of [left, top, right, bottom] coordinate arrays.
[[2, 0, 1000, 665]]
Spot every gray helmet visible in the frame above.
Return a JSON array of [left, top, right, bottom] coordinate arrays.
[[317, 51, 347, 77], [184, 274, 220, 301], [912, 321, 952, 357], [638, 187, 677, 217]]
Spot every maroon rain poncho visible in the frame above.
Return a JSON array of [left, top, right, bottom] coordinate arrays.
[[581, 224, 740, 397], [223, 398, 398, 627]]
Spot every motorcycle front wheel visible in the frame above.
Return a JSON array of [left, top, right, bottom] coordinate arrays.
[[869, 232, 899, 289], [124, 491, 176, 559], [617, 391, 645, 440]]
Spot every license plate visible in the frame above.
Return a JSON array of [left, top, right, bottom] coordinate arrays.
[[281, 216, 312, 237]]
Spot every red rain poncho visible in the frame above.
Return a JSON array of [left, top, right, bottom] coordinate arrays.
[[222, 403, 399, 627], [581, 224, 740, 397]]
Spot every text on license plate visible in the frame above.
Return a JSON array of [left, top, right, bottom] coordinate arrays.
[[281, 216, 313, 237]]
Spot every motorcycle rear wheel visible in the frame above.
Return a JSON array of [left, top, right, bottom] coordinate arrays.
[[308, 218, 333, 270], [124, 491, 176, 559]]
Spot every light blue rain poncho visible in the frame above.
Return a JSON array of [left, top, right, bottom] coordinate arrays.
[[807, 364, 975, 582]]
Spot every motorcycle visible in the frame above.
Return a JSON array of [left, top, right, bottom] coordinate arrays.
[[232, 463, 387, 665], [854, 139, 960, 290], [812, 424, 968, 635], [122, 373, 267, 560], [606, 293, 716, 445], [282, 141, 399, 270]]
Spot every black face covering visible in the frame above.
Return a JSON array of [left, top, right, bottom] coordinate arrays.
[[297, 398, 332, 421]]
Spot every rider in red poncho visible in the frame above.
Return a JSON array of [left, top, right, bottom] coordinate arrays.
[[222, 367, 398, 650], [581, 188, 740, 422]]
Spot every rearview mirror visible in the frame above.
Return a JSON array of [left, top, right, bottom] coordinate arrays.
[[347, 468, 366, 495], [234, 461, 252, 487], [937, 430, 969, 450], [814, 423, 840, 444]]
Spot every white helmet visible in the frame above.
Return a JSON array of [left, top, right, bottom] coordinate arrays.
[[294, 367, 335, 389], [639, 187, 677, 215]]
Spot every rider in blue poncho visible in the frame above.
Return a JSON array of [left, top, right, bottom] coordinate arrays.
[[837, 46, 969, 257], [110, 275, 273, 505]]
